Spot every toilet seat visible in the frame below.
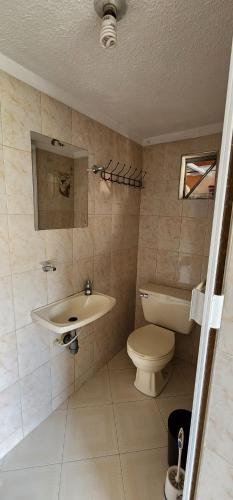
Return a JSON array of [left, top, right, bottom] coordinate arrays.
[[127, 324, 175, 361]]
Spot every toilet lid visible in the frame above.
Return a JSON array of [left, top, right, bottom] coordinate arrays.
[[127, 324, 175, 360]]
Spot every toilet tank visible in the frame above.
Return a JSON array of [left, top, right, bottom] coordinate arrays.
[[140, 283, 192, 334]]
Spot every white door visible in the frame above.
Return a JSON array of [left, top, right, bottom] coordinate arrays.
[[183, 39, 233, 500]]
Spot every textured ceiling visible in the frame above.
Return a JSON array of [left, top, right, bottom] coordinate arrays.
[[0, 0, 232, 142]]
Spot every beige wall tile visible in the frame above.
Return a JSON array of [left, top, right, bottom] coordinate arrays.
[[159, 197, 182, 217], [51, 350, 74, 398], [94, 177, 112, 215], [8, 215, 46, 273], [163, 141, 183, 180], [93, 215, 112, 255], [0, 146, 6, 195], [73, 217, 94, 260], [158, 216, 181, 251], [139, 215, 159, 248], [112, 183, 140, 216], [0, 215, 11, 276], [75, 336, 94, 381], [73, 257, 94, 293], [156, 250, 179, 284], [0, 332, 18, 391], [12, 270, 47, 328], [3, 148, 33, 210], [0, 71, 41, 151], [0, 105, 2, 144], [0, 275, 15, 336], [20, 362, 52, 435], [137, 246, 156, 285], [47, 262, 74, 302], [140, 188, 161, 215], [44, 228, 73, 263], [72, 109, 91, 149], [219, 318, 233, 357], [204, 348, 233, 465], [112, 215, 139, 251], [196, 447, 233, 500], [16, 323, 50, 378], [0, 382, 22, 448], [182, 199, 207, 218], [143, 145, 165, 184], [94, 252, 111, 294], [178, 253, 202, 287], [180, 217, 207, 255], [41, 94, 71, 143]]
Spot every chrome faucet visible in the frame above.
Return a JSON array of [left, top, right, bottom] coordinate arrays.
[[84, 279, 93, 296]]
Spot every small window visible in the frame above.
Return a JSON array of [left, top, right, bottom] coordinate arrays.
[[179, 151, 218, 200]]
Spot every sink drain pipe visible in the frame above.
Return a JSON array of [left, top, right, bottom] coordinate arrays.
[[56, 330, 79, 355]]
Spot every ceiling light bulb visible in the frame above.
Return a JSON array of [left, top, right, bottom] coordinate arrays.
[[100, 12, 117, 48], [94, 0, 127, 50]]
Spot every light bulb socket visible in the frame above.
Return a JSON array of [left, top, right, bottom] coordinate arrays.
[[94, 0, 127, 21], [103, 3, 117, 18]]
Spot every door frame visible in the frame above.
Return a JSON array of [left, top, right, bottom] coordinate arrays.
[[183, 39, 233, 499]]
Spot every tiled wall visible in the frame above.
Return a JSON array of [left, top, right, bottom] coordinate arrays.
[[135, 134, 221, 363], [195, 211, 233, 498], [0, 70, 141, 458]]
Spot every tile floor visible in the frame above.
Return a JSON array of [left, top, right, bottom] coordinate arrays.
[[0, 349, 195, 500]]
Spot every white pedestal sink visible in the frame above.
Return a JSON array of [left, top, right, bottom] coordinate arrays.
[[31, 291, 116, 334]]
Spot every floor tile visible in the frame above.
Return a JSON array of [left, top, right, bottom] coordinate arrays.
[[114, 400, 167, 453], [63, 405, 118, 461], [157, 363, 195, 399], [60, 456, 125, 500], [109, 369, 147, 403], [108, 349, 134, 370], [68, 369, 111, 408], [156, 395, 193, 428], [121, 448, 167, 500], [2, 411, 66, 470], [0, 464, 61, 500]]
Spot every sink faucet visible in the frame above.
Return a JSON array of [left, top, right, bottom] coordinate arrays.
[[84, 279, 93, 296]]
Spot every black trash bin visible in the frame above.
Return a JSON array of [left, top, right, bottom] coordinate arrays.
[[168, 409, 191, 470]]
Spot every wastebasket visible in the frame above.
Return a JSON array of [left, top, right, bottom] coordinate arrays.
[[168, 409, 191, 470]]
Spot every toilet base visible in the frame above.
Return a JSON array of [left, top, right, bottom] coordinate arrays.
[[134, 363, 173, 397]]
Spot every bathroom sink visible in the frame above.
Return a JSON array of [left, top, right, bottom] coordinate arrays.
[[31, 291, 116, 334]]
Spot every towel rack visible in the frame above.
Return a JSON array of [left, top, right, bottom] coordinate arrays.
[[89, 160, 146, 188]]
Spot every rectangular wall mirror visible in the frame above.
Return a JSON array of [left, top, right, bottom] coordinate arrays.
[[179, 151, 218, 199], [31, 131, 88, 230]]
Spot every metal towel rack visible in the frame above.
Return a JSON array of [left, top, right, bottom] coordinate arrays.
[[89, 160, 146, 188]]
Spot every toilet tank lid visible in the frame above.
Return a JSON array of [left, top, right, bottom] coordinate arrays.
[[139, 283, 191, 302]]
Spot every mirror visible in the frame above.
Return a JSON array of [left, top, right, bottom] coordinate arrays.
[[31, 132, 88, 230], [179, 151, 218, 199]]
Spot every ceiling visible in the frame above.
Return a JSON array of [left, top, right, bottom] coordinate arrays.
[[0, 0, 232, 143]]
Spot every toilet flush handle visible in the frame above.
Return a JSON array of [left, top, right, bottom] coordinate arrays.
[[140, 292, 149, 298]]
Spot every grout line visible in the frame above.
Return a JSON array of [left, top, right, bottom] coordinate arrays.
[[1, 444, 170, 475], [153, 399, 167, 432], [119, 444, 168, 457], [57, 402, 68, 499], [1, 460, 63, 474], [107, 363, 127, 500]]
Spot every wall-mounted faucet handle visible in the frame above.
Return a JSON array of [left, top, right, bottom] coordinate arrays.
[[41, 260, 56, 272], [84, 279, 93, 296]]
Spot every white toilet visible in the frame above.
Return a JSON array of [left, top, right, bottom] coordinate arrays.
[[127, 283, 192, 397]]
